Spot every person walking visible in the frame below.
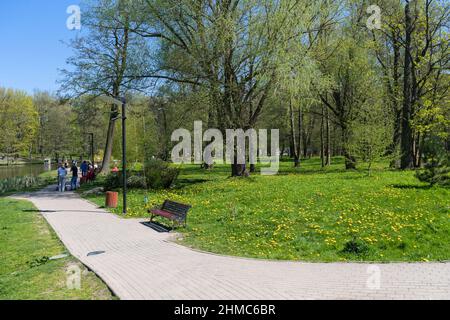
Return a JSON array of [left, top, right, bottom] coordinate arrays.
[[57, 163, 67, 192], [70, 162, 79, 190]]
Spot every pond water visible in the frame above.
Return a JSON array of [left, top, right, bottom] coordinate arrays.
[[0, 163, 50, 180]]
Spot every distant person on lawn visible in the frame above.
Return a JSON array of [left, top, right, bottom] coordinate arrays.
[[57, 163, 67, 192], [70, 162, 78, 190], [80, 161, 88, 177]]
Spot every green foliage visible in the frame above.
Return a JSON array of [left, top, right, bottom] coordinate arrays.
[[127, 175, 147, 189], [26, 256, 50, 269], [342, 238, 370, 256], [416, 137, 450, 187], [349, 102, 392, 175], [0, 176, 44, 195], [0, 88, 38, 158], [103, 173, 121, 191], [144, 159, 179, 189], [104, 172, 148, 190]]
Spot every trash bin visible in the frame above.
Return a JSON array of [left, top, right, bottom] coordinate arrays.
[[105, 191, 118, 208]]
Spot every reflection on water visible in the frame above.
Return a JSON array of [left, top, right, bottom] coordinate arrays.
[[0, 164, 49, 180]]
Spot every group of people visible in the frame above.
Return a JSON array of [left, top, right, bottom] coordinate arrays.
[[57, 160, 97, 192]]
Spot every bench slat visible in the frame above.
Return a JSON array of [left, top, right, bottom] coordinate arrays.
[[162, 200, 191, 216], [150, 209, 177, 220]]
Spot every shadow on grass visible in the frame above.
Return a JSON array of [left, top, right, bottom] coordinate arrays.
[[390, 184, 432, 190], [173, 178, 210, 189]]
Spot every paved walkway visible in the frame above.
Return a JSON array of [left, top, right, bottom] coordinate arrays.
[[14, 186, 450, 300]]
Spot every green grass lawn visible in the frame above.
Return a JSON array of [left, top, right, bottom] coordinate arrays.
[[84, 157, 450, 262], [0, 198, 114, 300]]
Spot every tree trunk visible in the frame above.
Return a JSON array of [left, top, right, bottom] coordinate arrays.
[[387, 30, 402, 155], [320, 105, 325, 168], [342, 125, 356, 170], [400, 1, 415, 169], [302, 113, 314, 159], [289, 98, 300, 167], [297, 106, 303, 166], [231, 162, 246, 177], [325, 107, 331, 166], [100, 104, 118, 174]]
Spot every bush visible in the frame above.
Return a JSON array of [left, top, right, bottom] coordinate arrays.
[[103, 173, 121, 191], [0, 176, 43, 194], [144, 159, 179, 189], [416, 137, 450, 187], [104, 172, 148, 190], [103, 161, 179, 190], [127, 175, 147, 189], [341, 238, 369, 255]]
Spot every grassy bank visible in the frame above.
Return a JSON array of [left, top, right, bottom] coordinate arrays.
[[0, 198, 114, 300], [83, 157, 450, 262]]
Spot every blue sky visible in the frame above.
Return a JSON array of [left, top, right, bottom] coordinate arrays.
[[0, 1, 82, 94]]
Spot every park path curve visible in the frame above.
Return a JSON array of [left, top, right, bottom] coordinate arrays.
[[14, 186, 450, 300]]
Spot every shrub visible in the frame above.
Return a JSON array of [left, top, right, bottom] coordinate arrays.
[[103, 173, 121, 191], [416, 136, 450, 187], [341, 238, 369, 255], [104, 161, 179, 190], [127, 175, 147, 189], [104, 172, 148, 190], [144, 159, 179, 189], [0, 176, 43, 194]]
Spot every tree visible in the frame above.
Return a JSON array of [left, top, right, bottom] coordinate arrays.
[[319, 35, 379, 170], [0, 88, 38, 162], [33, 91, 81, 162], [71, 95, 109, 161], [368, 0, 404, 155], [60, 0, 152, 173], [130, 0, 330, 175], [348, 97, 392, 176], [370, 0, 449, 168]]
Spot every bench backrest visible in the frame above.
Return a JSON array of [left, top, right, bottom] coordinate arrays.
[[161, 200, 191, 218]]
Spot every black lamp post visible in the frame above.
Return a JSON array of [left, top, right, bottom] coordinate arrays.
[[120, 97, 127, 215]]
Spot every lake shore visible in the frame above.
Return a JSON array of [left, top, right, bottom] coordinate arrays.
[[0, 158, 44, 166]]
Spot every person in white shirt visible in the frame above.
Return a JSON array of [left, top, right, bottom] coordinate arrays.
[[57, 163, 68, 192]]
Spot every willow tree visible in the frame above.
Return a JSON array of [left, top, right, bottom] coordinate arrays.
[[60, 0, 152, 173], [319, 28, 382, 170], [129, 0, 327, 175], [274, 0, 339, 167]]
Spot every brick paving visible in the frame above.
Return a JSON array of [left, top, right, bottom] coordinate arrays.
[[14, 187, 450, 300]]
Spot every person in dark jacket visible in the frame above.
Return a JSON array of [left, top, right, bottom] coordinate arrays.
[[70, 162, 79, 190]]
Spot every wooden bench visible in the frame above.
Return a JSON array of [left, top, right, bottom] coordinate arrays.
[[148, 200, 191, 229]]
